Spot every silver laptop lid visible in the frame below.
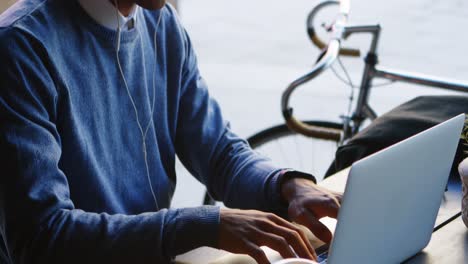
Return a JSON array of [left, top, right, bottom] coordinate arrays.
[[328, 113, 465, 264]]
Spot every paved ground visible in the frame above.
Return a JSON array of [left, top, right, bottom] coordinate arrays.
[[172, 0, 468, 207]]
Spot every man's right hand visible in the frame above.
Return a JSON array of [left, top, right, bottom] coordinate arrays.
[[219, 208, 317, 264]]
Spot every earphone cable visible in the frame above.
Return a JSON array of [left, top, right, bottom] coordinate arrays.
[[113, 0, 162, 211]]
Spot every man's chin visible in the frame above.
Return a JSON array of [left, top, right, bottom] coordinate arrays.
[[137, 0, 166, 10]]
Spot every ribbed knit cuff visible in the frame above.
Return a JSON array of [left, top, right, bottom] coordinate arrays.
[[263, 170, 290, 218], [266, 170, 318, 217], [165, 206, 220, 258]]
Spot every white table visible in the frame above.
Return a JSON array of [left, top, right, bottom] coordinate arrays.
[[405, 217, 467, 263]]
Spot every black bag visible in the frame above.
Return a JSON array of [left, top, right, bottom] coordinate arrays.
[[326, 95, 468, 178]]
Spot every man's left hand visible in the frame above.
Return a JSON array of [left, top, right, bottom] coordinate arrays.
[[281, 177, 343, 244]]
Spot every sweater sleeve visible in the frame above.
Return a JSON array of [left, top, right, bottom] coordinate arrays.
[[173, 22, 288, 213], [0, 28, 219, 264]]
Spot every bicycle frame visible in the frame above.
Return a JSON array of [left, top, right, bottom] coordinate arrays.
[[348, 24, 468, 137]]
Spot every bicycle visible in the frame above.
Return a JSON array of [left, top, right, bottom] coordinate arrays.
[[203, 0, 468, 205]]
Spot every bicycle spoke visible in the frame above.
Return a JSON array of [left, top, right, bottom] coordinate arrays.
[[274, 137, 292, 167], [247, 121, 342, 181], [293, 134, 304, 171]]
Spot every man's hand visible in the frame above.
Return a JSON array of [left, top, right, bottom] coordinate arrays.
[[219, 208, 317, 264], [281, 177, 343, 244]]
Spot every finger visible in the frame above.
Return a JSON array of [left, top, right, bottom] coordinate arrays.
[[295, 226, 318, 261], [331, 191, 343, 204], [254, 231, 296, 259], [327, 197, 341, 218], [245, 241, 270, 264], [271, 225, 317, 261], [307, 196, 341, 219], [265, 214, 317, 260], [295, 211, 333, 244]]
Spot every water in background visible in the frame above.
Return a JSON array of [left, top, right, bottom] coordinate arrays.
[[171, 0, 468, 207]]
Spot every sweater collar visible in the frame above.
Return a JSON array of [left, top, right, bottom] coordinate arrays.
[[77, 0, 140, 31]]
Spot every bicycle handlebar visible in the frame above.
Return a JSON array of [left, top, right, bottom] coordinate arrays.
[[281, 0, 358, 140], [307, 0, 360, 57], [281, 40, 343, 141]]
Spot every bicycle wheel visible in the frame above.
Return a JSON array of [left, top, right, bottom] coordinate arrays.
[[247, 120, 343, 181], [202, 120, 343, 205]]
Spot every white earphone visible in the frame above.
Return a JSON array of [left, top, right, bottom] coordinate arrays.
[[113, 0, 163, 211]]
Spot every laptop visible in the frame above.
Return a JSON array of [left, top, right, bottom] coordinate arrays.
[[315, 113, 465, 264], [175, 114, 464, 264]]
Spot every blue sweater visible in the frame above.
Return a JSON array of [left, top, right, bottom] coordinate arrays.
[[0, 0, 288, 263]]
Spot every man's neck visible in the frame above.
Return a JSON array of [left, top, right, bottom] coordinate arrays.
[[109, 0, 137, 17]]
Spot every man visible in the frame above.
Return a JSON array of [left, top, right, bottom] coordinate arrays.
[[0, 0, 341, 263]]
